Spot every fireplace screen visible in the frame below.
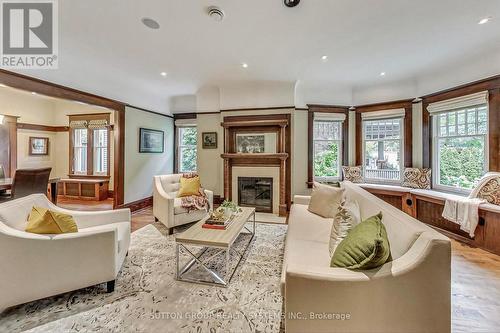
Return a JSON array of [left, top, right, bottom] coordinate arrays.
[[238, 177, 273, 213]]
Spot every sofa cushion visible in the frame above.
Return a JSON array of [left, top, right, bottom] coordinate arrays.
[[477, 177, 500, 205], [177, 176, 202, 197], [287, 204, 333, 244], [402, 167, 431, 189], [308, 182, 344, 218], [25, 206, 78, 234], [342, 166, 363, 183], [331, 212, 392, 269], [329, 199, 361, 256]]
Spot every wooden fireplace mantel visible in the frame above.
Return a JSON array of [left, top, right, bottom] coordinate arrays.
[[222, 114, 291, 217]]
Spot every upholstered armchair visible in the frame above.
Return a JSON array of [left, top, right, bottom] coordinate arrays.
[[153, 174, 213, 234], [0, 194, 131, 311]]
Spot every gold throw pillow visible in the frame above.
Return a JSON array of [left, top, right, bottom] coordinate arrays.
[[25, 206, 78, 234], [177, 176, 202, 197]]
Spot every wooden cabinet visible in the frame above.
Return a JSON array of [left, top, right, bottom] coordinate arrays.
[[59, 178, 109, 201]]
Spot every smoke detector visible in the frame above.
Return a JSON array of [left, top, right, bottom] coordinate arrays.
[[207, 6, 225, 22]]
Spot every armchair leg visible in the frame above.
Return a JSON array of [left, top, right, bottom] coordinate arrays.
[[167, 228, 174, 235], [106, 280, 115, 293]]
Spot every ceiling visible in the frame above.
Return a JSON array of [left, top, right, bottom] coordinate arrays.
[[12, 0, 500, 114]]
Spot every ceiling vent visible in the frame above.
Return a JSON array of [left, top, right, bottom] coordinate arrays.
[[208, 6, 225, 22], [284, 0, 300, 7]]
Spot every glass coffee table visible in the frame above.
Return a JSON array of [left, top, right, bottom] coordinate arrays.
[[175, 207, 256, 287]]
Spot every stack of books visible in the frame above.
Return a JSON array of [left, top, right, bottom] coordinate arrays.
[[202, 214, 236, 230]]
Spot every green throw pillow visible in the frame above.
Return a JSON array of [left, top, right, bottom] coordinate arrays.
[[330, 212, 392, 270]]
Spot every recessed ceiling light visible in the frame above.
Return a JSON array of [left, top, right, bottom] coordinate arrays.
[[31, 92, 37, 95], [160, 72, 167, 77], [0, 84, 6, 88], [478, 17, 492, 25], [321, 55, 328, 61], [241, 63, 248, 68], [141, 17, 160, 29], [207, 6, 225, 22], [380, 72, 386, 76]]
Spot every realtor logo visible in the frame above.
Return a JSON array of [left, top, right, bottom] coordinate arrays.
[[1, 0, 58, 68]]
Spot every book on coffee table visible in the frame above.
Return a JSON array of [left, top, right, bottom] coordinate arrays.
[[202, 214, 236, 230]]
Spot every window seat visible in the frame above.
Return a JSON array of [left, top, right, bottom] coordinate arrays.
[[358, 183, 500, 214]]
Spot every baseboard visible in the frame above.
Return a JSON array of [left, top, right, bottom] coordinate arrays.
[[119, 196, 153, 212]]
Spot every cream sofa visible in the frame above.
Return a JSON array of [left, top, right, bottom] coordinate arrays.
[[0, 194, 131, 311], [153, 174, 213, 234], [282, 181, 451, 333]]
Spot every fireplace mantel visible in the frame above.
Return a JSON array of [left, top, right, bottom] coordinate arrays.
[[222, 114, 291, 216]]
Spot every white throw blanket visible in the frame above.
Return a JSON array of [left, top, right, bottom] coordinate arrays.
[[442, 172, 500, 237]]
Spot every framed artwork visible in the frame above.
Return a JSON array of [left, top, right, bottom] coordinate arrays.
[[139, 128, 164, 153], [236, 134, 265, 153], [29, 137, 49, 155], [202, 132, 217, 149]]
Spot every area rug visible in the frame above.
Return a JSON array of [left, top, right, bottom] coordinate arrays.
[[254, 213, 287, 224], [0, 222, 287, 333]]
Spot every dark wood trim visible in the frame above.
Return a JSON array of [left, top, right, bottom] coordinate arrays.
[[213, 195, 224, 205], [68, 174, 111, 179], [126, 104, 174, 119], [307, 105, 349, 188], [221, 119, 288, 128], [294, 107, 309, 111], [220, 106, 295, 112], [118, 196, 153, 212], [355, 99, 413, 168], [113, 108, 126, 208], [173, 113, 197, 120], [421, 75, 500, 171], [0, 70, 124, 111], [17, 123, 69, 132]]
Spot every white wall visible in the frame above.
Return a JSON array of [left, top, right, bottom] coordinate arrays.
[[124, 106, 174, 203], [219, 81, 295, 110]]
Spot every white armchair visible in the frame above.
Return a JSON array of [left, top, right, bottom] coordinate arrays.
[[153, 174, 213, 234], [0, 194, 131, 311]]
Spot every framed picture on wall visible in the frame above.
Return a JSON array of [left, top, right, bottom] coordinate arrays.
[[139, 128, 164, 153], [202, 132, 217, 149], [236, 134, 265, 153], [29, 137, 49, 155]]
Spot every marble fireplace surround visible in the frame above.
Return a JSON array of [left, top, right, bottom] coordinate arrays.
[[232, 166, 280, 215]]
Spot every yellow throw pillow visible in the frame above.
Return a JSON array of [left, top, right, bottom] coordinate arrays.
[[177, 176, 202, 197], [25, 206, 78, 234]]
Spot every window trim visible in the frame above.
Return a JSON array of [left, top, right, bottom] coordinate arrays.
[[313, 119, 343, 183], [361, 116, 404, 185], [307, 106, 349, 188], [431, 104, 489, 194], [68, 114, 111, 178], [176, 125, 197, 173]]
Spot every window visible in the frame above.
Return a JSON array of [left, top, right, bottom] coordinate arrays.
[[363, 117, 403, 182], [313, 120, 342, 182], [178, 126, 197, 173], [69, 115, 110, 177], [433, 104, 488, 192]]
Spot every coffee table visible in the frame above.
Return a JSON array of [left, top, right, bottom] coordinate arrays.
[[175, 207, 256, 287]]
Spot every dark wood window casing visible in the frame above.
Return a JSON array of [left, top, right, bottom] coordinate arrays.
[[68, 113, 111, 178], [307, 105, 349, 188]]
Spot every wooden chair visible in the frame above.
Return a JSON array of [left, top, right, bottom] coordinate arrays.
[[7, 168, 52, 200]]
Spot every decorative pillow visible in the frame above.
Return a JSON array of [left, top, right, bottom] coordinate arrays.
[[402, 168, 431, 189], [331, 212, 392, 270], [177, 175, 202, 197], [342, 166, 363, 183], [329, 199, 361, 257], [308, 182, 345, 218], [25, 206, 78, 234], [477, 177, 500, 205]]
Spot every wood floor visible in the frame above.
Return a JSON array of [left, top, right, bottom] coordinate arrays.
[[130, 207, 500, 333], [57, 196, 114, 211]]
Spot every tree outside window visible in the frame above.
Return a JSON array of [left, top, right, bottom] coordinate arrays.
[[178, 127, 197, 173], [313, 120, 341, 181]]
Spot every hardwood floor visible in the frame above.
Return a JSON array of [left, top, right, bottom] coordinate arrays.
[[130, 208, 500, 332], [57, 196, 114, 211]]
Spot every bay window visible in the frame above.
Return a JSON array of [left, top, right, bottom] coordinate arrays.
[[429, 92, 488, 192], [69, 114, 110, 177], [362, 110, 405, 183], [313, 119, 342, 182]]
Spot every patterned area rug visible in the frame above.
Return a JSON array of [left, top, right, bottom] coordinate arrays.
[[0, 222, 287, 333]]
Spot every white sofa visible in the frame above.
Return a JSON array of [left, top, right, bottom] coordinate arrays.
[[153, 174, 213, 234], [0, 194, 131, 311], [282, 181, 451, 333]]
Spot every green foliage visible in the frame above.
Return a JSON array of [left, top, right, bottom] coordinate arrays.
[[314, 143, 339, 177], [439, 137, 485, 189], [180, 127, 197, 172]]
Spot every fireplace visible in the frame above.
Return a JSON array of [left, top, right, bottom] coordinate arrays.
[[238, 177, 273, 213]]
